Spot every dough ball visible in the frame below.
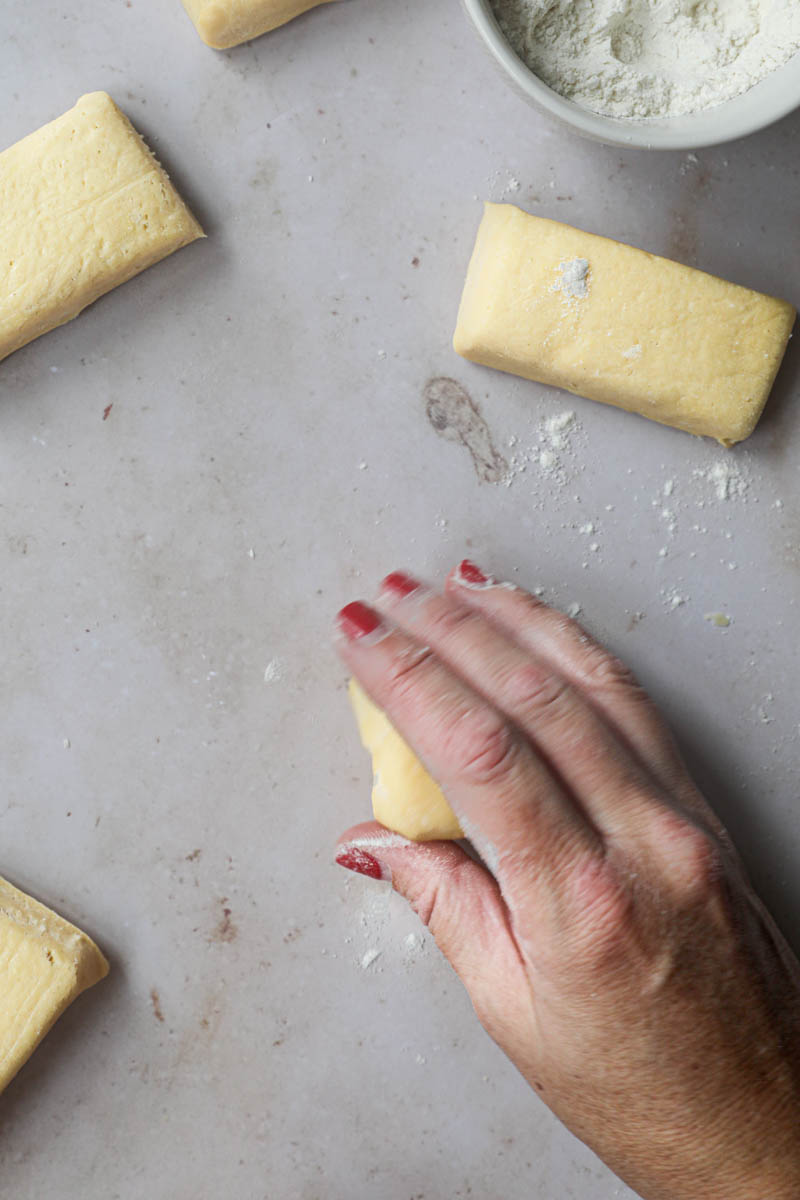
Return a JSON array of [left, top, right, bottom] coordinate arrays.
[[348, 679, 462, 841]]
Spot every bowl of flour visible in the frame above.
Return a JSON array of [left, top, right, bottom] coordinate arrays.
[[463, 0, 800, 149]]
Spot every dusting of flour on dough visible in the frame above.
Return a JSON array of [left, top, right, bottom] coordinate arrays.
[[553, 258, 590, 300]]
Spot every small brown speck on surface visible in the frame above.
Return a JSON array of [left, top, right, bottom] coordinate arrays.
[[185, 848, 202, 862], [210, 898, 238, 944], [150, 988, 164, 1023], [103, 403, 112, 420]]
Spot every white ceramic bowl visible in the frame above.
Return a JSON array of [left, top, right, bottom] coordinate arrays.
[[462, 0, 800, 150]]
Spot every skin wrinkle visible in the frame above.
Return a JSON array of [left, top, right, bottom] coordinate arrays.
[[380, 586, 606, 834], [385, 834, 533, 1011], [383, 576, 664, 846], [446, 570, 704, 803]]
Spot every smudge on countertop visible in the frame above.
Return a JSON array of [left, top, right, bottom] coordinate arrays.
[[424, 377, 508, 484]]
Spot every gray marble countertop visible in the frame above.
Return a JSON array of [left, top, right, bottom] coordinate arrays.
[[1, 3, 798, 1197]]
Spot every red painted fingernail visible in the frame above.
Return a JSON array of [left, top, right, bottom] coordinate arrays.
[[335, 847, 385, 880], [381, 570, 422, 598], [337, 601, 384, 641], [457, 559, 490, 586]]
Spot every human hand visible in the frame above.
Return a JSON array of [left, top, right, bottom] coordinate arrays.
[[334, 562, 800, 1200]]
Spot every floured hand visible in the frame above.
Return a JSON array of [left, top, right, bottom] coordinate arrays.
[[334, 562, 800, 1200]]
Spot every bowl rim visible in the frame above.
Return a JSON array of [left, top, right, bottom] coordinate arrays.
[[462, 0, 800, 150]]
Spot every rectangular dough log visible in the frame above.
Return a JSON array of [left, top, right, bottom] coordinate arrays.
[[453, 204, 796, 446], [181, 0, 337, 47], [0, 875, 108, 1094], [0, 92, 203, 366]]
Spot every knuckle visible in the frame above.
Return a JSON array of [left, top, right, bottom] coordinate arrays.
[[516, 588, 546, 617], [426, 602, 476, 645], [579, 642, 640, 695], [652, 811, 725, 904], [406, 859, 468, 937], [382, 645, 434, 704], [406, 878, 442, 930], [444, 707, 519, 787], [504, 662, 571, 719]]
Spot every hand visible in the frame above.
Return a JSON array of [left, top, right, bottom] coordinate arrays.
[[334, 562, 800, 1200]]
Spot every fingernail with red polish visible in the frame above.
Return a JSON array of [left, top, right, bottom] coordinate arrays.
[[381, 570, 423, 599], [335, 847, 387, 880], [337, 601, 386, 643], [455, 559, 495, 589]]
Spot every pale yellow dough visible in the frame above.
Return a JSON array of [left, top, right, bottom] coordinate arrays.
[[0, 92, 203, 366], [181, 0, 336, 47], [0, 875, 108, 1094], [454, 204, 796, 446], [349, 680, 462, 841]]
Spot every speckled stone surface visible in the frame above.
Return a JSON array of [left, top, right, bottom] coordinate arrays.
[[0, 4, 798, 1197]]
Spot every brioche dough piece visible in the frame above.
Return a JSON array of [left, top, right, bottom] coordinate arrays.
[[454, 203, 796, 446], [181, 0, 336, 47], [349, 680, 462, 841], [0, 875, 109, 1093], [0, 92, 203, 365]]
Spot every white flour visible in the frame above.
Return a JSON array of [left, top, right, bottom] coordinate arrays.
[[552, 257, 590, 299], [491, 0, 800, 119], [505, 406, 581, 487]]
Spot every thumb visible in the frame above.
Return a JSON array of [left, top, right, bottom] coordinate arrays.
[[336, 822, 528, 1029]]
